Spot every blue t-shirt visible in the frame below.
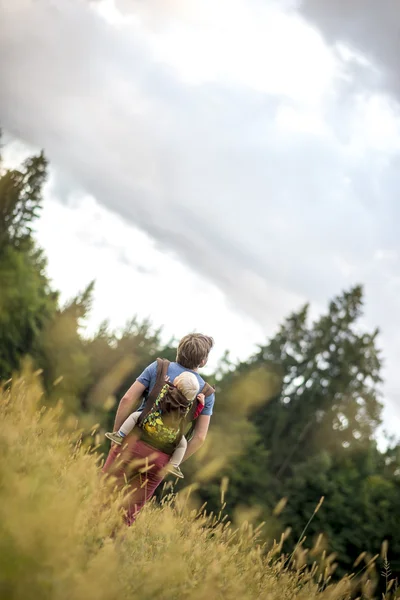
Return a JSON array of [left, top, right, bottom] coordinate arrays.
[[136, 361, 215, 416]]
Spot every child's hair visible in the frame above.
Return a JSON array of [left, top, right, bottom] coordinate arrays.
[[176, 333, 214, 369], [173, 372, 200, 402]]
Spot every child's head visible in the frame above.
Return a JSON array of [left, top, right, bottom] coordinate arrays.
[[173, 372, 200, 402], [176, 333, 214, 370]]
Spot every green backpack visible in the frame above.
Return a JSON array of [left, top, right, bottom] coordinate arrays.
[[137, 358, 214, 455]]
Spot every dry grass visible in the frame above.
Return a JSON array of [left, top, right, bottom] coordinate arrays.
[[0, 370, 391, 600]]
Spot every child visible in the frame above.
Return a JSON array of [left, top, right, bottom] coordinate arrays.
[[105, 371, 205, 479]]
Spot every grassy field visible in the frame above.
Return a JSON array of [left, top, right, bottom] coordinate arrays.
[[0, 371, 390, 600]]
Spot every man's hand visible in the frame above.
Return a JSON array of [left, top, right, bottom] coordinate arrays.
[[182, 414, 210, 462]]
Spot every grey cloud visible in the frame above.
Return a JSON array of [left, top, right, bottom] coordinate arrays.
[[297, 0, 400, 101], [1, 0, 400, 430], [134, 264, 157, 276]]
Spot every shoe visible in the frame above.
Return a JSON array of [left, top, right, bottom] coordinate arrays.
[[105, 432, 124, 445], [168, 465, 184, 479]]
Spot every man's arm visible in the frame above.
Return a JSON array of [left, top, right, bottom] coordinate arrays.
[[113, 380, 146, 431], [181, 414, 210, 462]]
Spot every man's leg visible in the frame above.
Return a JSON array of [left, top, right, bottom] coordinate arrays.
[[122, 441, 170, 525], [102, 432, 143, 482], [102, 444, 122, 475], [103, 437, 169, 525]]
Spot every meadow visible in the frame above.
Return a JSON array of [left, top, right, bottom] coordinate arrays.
[[1, 369, 395, 600]]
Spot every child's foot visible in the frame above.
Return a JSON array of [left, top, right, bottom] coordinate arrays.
[[105, 432, 124, 445], [168, 465, 184, 479]]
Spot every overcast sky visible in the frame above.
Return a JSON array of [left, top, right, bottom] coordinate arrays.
[[1, 0, 400, 440]]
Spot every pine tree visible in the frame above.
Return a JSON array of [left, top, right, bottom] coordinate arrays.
[[252, 286, 382, 475], [0, 140, 47, 251], [0, 138, 56, 379]]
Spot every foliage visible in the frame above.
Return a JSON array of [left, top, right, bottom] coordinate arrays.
[[0, 139, 57, 379], [0, 145, 47, 250], [193, 287, 399, 583], [251, 286, 382, 469]]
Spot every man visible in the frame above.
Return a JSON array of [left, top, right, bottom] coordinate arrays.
[[102, 333, 215, 524]]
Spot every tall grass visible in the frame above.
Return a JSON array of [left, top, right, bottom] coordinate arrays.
[[0, 371, 389, 600]]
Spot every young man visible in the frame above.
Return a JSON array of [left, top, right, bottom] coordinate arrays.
[[102, 333, 215, 524]]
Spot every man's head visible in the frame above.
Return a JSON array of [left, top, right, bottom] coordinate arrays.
[[176, 333, 214, 370], [173, 372, 200, 401]]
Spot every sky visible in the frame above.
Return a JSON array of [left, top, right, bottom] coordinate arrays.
[[0, 0, 400, 440]]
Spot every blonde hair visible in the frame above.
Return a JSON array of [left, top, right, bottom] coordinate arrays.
[[176, 333, 214, 369], [173, 372, 200, 402]]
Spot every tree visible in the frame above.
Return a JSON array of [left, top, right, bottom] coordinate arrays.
[[0, 138, 57, 379], [0, 145, 47, 251], [281, 444, 400, 579], [40, 283, 95, 413], [83, 317, 165, 427], [251, 286, 383, 476], [196, 286, 394, 581]]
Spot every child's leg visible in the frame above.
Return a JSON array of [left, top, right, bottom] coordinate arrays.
[[169, 436, 188, 467], [118, 411, 141, 437]]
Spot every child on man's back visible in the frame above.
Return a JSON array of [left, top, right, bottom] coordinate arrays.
[[105, 371, 204, 479]]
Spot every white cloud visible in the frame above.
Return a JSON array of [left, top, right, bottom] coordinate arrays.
[[128, 0, 338, 103], [34, 184, 267, 371]]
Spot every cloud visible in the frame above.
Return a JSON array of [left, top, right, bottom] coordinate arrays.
[[297, 0, 400, 101], [1, 0, 313, 322], [1, 0, 400, 432]]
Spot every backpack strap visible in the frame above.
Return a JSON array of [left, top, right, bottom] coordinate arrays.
[[184, 381, 214, 424], [201, 382, 214, 398], [137, 358, 170, 426]]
